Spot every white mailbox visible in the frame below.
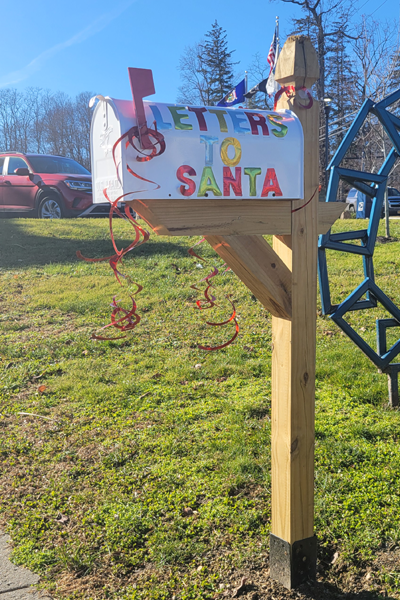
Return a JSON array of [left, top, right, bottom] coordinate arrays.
[[90, 97, 304, 204]]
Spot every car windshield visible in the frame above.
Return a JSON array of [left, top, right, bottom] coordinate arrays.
[[28, 156, 90, 175], [389, 188, 400, 196]]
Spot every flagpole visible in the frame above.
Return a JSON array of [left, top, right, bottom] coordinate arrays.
[[276, 16, 279, 56], [270, 16, 280, 110], [245, 71, 248, 108]]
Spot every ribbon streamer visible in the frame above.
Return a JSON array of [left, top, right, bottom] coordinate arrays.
[[291, 186, 319, 213], [188, 239, 239, 351], [274, 85, 313, 111], [78, 197, 148, 339], [198, 297, 239, 351], [91, 294, 141, 341], [112, 121, 165, 187], [77, 122, 165, 340]]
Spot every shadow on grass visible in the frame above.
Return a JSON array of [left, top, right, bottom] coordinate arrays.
[[0, 218, 189, 269], [295, 581, 394, 599], [247, 571, 394, 600]]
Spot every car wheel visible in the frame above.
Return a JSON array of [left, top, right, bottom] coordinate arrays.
[[38, 196, 63, 219]]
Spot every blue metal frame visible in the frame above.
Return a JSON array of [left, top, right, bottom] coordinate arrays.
[[374, 88, 400, 110], [331, 279, 400, 369], [327, 99, 374, 169], [318, 251, 375, 315], [318, 91, 400, 370], [377, 318, 400, 356], [387, 111, 400, 131], [373, 107, 400, 155]]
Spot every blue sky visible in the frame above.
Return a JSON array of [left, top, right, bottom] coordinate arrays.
[[0, 0, 398, 104]]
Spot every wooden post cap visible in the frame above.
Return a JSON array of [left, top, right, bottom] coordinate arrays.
[[275, 36, 319, 89]]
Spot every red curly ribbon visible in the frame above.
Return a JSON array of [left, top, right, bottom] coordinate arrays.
[[291, 186, 319, 213], [188, 237, 206, 262], [112, 122, 165, 186], [274, 86, 313, 111], [91, 294, 141, 341], [78, 198, 148, 339], [188, 239, 238, 351], [198, 297, 239, 351], [77, 121, 165, 340]]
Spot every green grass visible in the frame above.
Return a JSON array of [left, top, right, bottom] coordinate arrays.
[[1, 217, 400, 598]]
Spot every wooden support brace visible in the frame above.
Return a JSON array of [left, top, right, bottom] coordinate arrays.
[[206, 235, 292, 320]]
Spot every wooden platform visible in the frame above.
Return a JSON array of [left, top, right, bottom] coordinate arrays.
[[126, 198, 344, 237]]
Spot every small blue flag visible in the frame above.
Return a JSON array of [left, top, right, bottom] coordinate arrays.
[[217, 79, 246, 107]]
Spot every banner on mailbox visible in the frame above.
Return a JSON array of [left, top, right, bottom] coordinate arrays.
[[90, 98, 304, 203]]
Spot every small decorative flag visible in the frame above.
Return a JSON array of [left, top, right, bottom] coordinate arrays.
[[217, 79, 246, 107], [244, 78, 268, 99], [266, 68, 280, 97]]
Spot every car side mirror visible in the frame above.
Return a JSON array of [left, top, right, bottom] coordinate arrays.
[[15, 167, 30, 176]]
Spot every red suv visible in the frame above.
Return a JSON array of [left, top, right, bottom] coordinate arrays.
[[0, 152, 93, 218]]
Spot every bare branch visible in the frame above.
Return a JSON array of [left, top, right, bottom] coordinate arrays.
[[278, 0, 306, 5]]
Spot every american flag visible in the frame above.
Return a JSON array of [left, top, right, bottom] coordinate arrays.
[[244, 22, 279, 100], [267, 28, 278, 74]]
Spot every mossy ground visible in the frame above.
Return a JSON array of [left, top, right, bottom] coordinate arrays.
[[1, 217, 400, 599]]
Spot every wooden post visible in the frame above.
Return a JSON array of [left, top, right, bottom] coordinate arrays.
[[125, 37, 336, 590], [269, 36, 320, 589]]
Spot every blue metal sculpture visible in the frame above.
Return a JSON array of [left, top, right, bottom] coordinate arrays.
[[318, 90, 400, 402]]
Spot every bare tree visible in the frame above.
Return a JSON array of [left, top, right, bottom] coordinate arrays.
[[0, 89, 21, 151], [44, 92, 72, 157], [353, 16, 399, 102], [247, 52, 273, 109], [177, 43, 212, 105], [73, 92, 93, 169], [0, 88, 95, 170], [350, 17, 400, 188], [29, 88, 51, 153]]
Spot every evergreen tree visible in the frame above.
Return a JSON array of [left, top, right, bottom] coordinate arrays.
[[177, 21, 237, 106], [202, 20, 237, 105], [325, 24, 357, 147], [325, 23, 359, 196]]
